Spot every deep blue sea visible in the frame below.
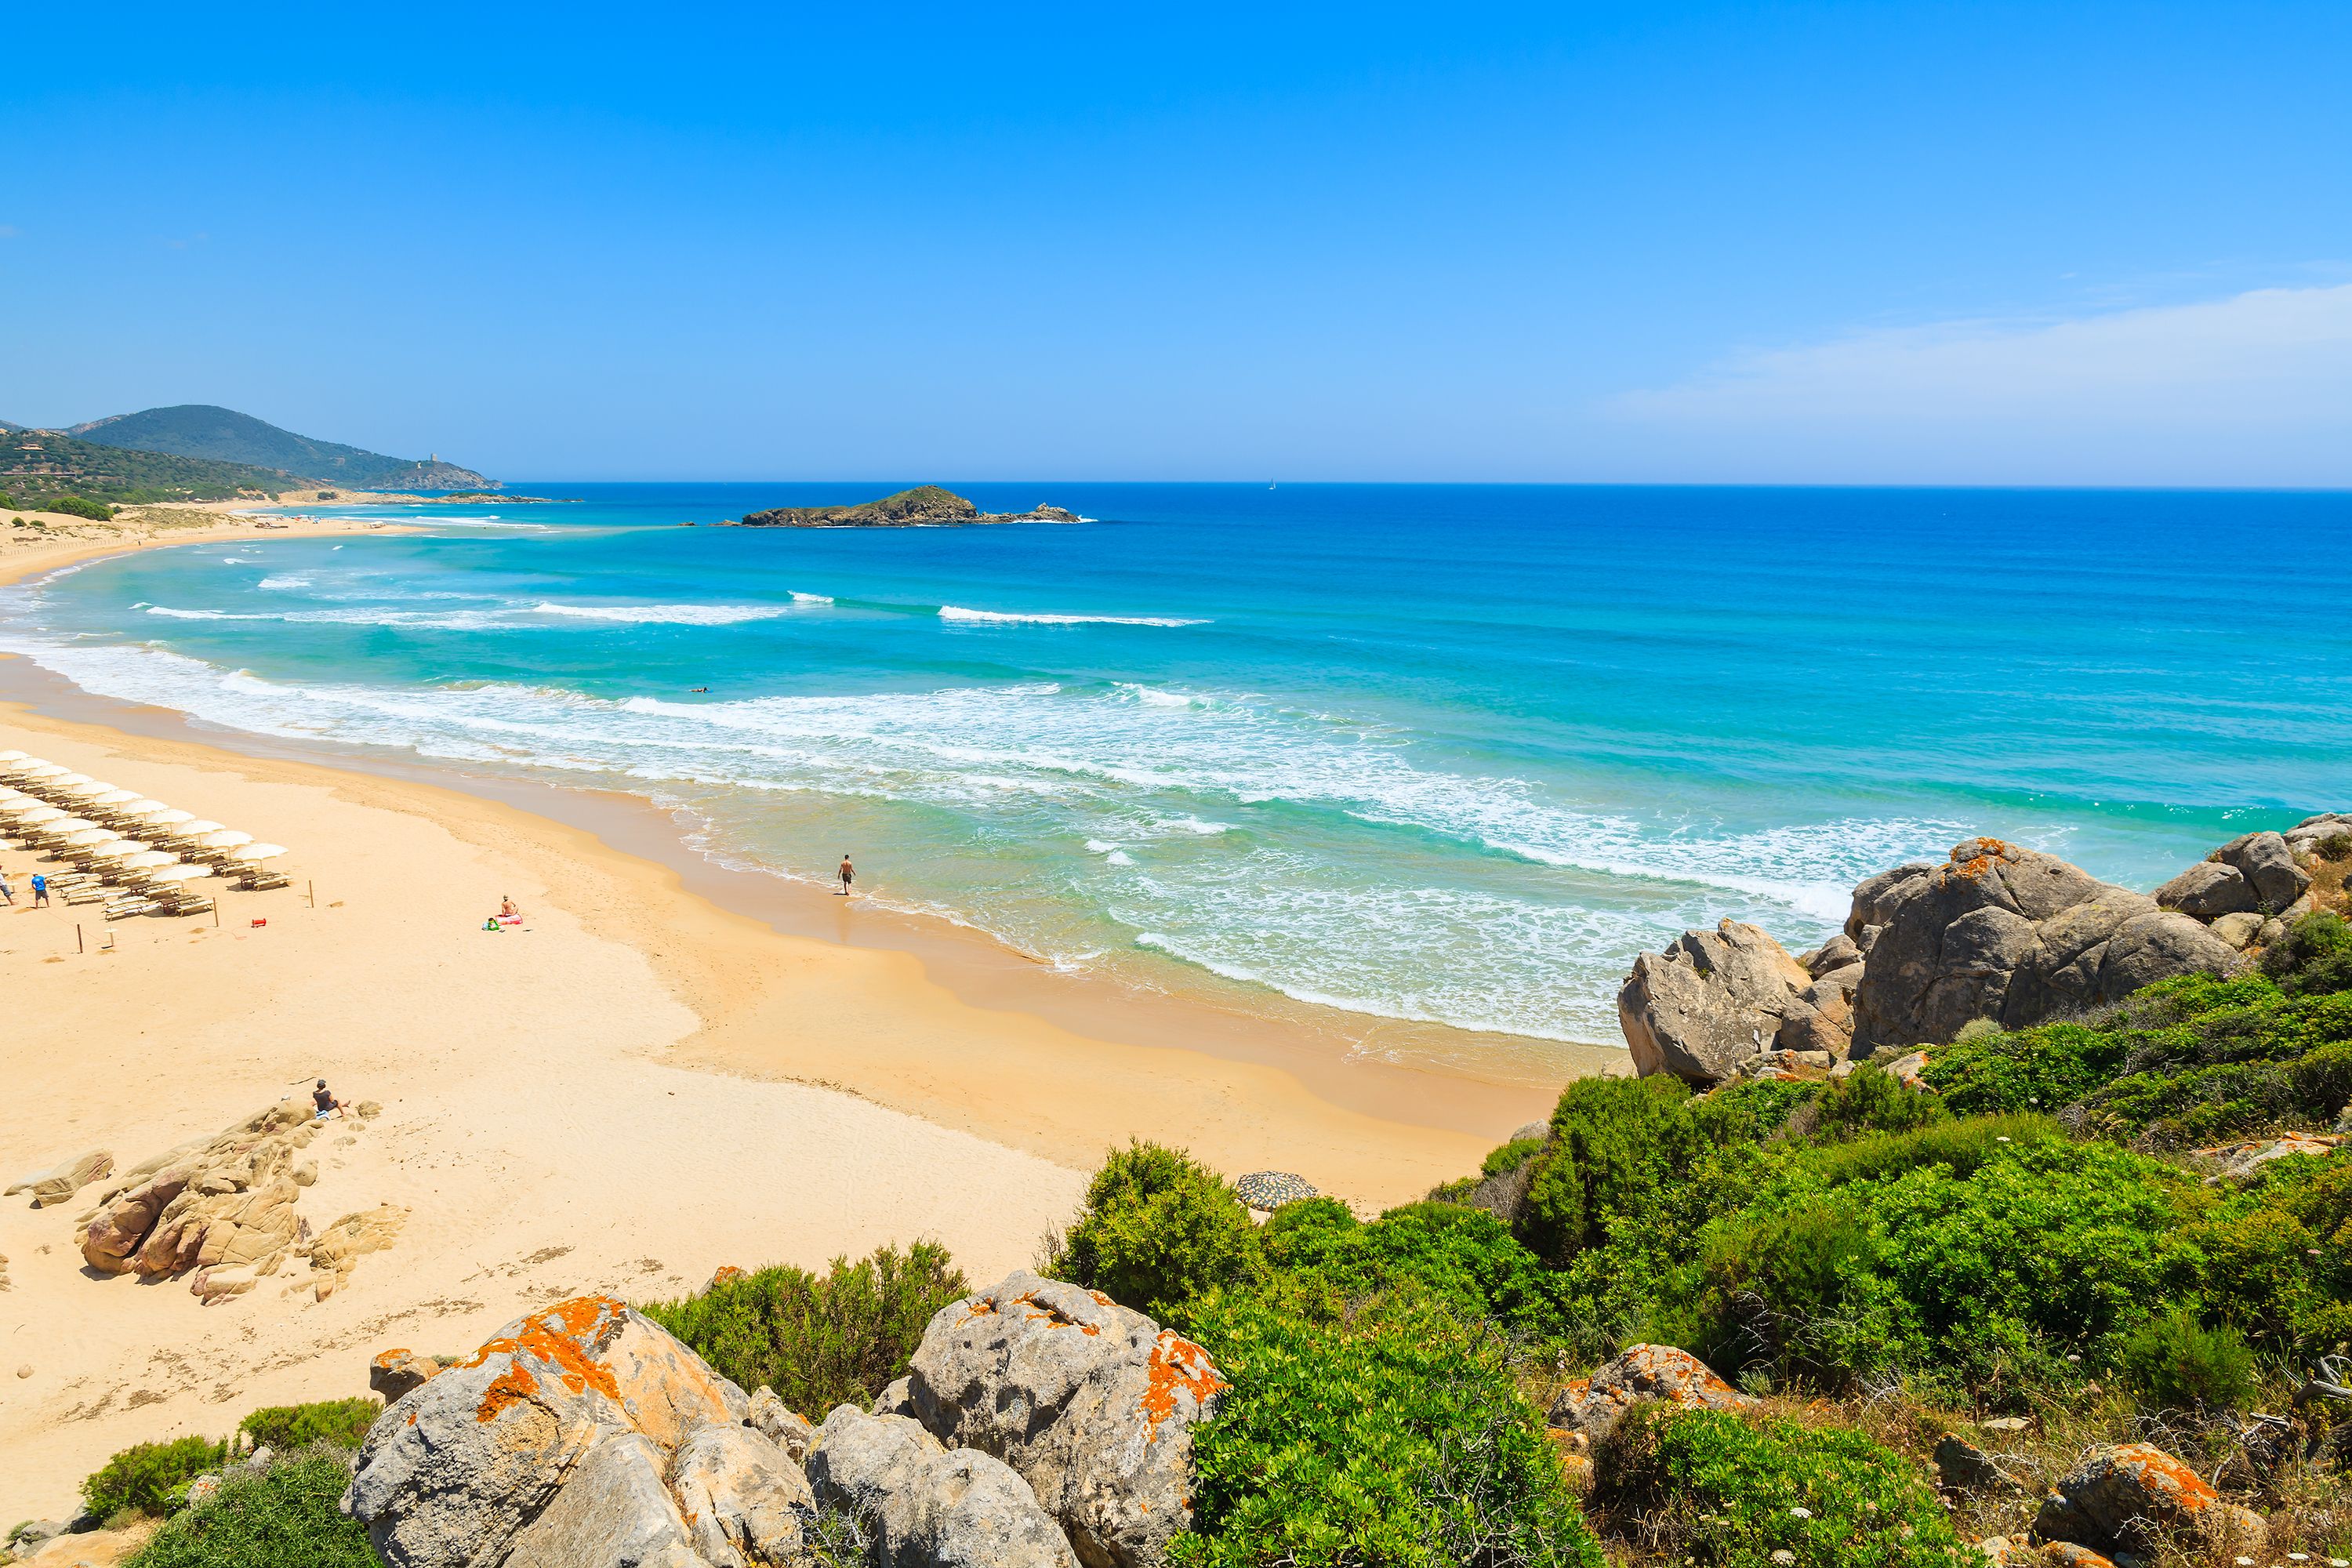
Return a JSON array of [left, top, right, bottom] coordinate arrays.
[[5, 483, 2347, 1072]]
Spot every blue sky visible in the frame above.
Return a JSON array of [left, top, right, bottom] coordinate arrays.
[[3, 2, 2347, 484]]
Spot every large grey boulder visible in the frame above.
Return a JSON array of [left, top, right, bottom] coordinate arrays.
[[1849, 839, 2241, 1054], [807, 1404, 1076, 1568], [907, 1272, 1223, 1568], [668, 1421, 817, 1568], [502, 1432, 703, 1568], [342, 1295, 754, 1568], [2217, 829, 2311, 909], [1617, 920, 1836, 1084], [2287, 813, 2352, 858], [2154, 858, 2257, 917]]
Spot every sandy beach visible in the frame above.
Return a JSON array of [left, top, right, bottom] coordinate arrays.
[[0, 516, 1584, 1524]]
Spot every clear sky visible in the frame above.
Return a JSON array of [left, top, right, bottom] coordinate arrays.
[[4, 2, 2347, 485]]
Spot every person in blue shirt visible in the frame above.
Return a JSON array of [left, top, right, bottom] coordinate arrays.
[[31, 872, 48, 907]]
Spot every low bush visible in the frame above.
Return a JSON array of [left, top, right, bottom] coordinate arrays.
[[1922, 970, 2352, 1145], [2188, 1145, 2352, 1354], [1517, 1076, 1711, 1267], [1693, 1133, 2201, 1397], [1258, 1199, 1566, 1341], [2112, 1304, 2257, 1413], [125, 1449, 376, 1567], [237, 1397, 379, 1453], [1060, 1142, 1265, 1318], [1811, 1062, 1947, 1142], [639, 1241, 967, 1414], [1481, 1135, 1546, 1178], [46, 494, 115, 521], [1171, 1282, 1604, 1568], [82, 1435, 231, 1521], [1592, 1404, 1972, 1567], [2267, 910, 2352, 998]]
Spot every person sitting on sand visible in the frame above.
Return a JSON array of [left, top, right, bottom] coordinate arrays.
[[837, 855, 855, 897], [500, 896, 521, 920], [312, 1078, 347, 1121]]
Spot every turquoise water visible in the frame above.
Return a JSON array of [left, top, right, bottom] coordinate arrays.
[[5, 484, 2347, 1071]]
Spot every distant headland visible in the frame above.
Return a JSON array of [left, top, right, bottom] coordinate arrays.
[[728, 485, 1083, 528]]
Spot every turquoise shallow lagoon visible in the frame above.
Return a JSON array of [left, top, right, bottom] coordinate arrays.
[[4, 483, 2346, 1072]]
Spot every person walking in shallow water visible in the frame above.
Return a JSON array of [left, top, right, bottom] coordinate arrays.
[[837, 855, 855, 897]]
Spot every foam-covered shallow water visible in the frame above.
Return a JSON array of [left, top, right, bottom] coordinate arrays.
[[5, 482, 2347, 1069]]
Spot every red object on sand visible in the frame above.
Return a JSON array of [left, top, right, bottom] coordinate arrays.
[[251, 918, 267, 927]]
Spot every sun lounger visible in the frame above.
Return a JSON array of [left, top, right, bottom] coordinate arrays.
[[64, 887, 111, 906], [157, 895, 215, 916], [240, 873, 293, 891], [105, 898, 159, 920]]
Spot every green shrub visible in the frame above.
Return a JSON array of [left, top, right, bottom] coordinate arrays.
[[1481, 1136, 1546, 1178], [237, 1397, 379, 1453], [2266, 910, 2352, 997], [1517, 1076, 1708, 1266], [2113, 1305, 2257, 1413], [1802, 1112, 2063, 1188], [125, 1449, 376, 1567], [82, 1435, 231, 1520], [47, 494, 115, 521], [1812, 1062, 1947, 1142], [1592, 1405, 1972, 1567], [2188, 1146, 2352, 1354], [639, 1241, 967, 1414], [1695, 1132, 2200, 1396], [1060, 1142, 1264, 1318], [1694, 1078, 1816, 1142], [1171, 1283, 1604, 1568], [1258, 1199, 1566, 1341]]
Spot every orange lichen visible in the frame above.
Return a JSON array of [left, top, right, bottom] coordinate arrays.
[[460, 1295, 627, 1424], [374, 1348, 412, 1369], [1141, 1330, 1225, 1440], [2109, 1443, 2217, 1511], [708, 1265, 747, 1290]]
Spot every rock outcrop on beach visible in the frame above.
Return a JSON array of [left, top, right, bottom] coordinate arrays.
[[1845, 838, 2241, 1055], [1545, 1343, 1753, 1440], [732, 485, 1082, 528], [5, 1148, 112, 1209], [74, 1102, 400, 1301], [1616, 826, 2337, 1082], [343, 1274, 1223, 1568]]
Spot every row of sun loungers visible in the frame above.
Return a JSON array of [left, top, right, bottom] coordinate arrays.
[[0, 750, 294, 917]]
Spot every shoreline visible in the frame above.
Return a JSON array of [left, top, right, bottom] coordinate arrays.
[[0, 519, 1594, 1520]]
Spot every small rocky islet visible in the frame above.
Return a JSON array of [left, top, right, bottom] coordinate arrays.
[[727, 485, 1082, 529]]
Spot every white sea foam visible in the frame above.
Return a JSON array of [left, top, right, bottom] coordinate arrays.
[[790, 592, 833, 605], [529, 602, 791, 626], [0, 625, 1977, 1044], [257, 575, 310, 590], [939, 605, 1207, 627]]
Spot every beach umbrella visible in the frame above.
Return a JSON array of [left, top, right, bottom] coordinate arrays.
[[194, 829, 254, 850], [87, 839, 150, 859], [122, 851, 181, 872], [226, 843, 289, 864], [38, 817, 103, 836], [11, 805, 67, 826], [172, 819, 227, 837], [55, 828, 114, 848], [86, 789, 141, 808], [56, 779, 118, 799], [0, 749, 27, 764], [141, 808, 196, 829], [45, 773, 96, 790], [111, 799, 173, 819], [143, 862, 209, 884], [14, 764, 67, 782]]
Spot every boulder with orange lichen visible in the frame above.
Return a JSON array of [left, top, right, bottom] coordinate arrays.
[[1617, 919, 1843, 1085], [1850, 839, 2241, 1054], [341, 1294, 754, 1568], [908, 1271, 1223, 1568], [1545, 1343, 1754, 1441], [2031, 1441, 2267, 1558], [368, 1348, 445, 1403]]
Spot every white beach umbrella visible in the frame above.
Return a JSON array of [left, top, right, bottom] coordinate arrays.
[[172, 819, 227, 837], [142, 808, 196, 829], [38, 817, 103, 837], [226, 843, 289, 864], [111, 799, 173, 819], [55, 828, 114, 848], [0, 750, 27, 764], [86, 789, 141, 809], [45, 773, 96, 791], [0, 796, 45, 816], [143, 862, 209, 885], [56, 779, 117, 799], [12, 805, 67, 826], [122, 851, 181, 872], [87, 839, 150, 860], [194, 829, 254, 851], [14, 764, 67, 782]]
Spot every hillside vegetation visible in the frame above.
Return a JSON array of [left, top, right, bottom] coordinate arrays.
[[0, 430, 306, 507], [72, 405, 489, 490]]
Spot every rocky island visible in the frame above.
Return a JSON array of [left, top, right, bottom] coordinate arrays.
[[729, 485, 1082, 528]]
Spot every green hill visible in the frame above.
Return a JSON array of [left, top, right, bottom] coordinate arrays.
[[0, 429, 313, 508], [71, 405, 491, 491]]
